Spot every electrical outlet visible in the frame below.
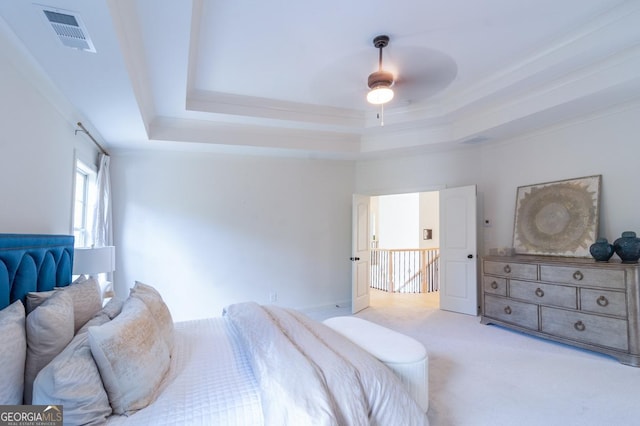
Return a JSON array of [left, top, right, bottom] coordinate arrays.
[[269, 292, 278, 303]]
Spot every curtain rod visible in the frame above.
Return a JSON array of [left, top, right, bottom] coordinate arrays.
[[75, 122, 109, 156]]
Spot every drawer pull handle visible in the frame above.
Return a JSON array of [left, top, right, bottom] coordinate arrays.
[[535, 288, 544, 298], [597, 296, 609, 307], [504, 306, 512, 315], [490, 281, 499, 290], [574, 321, 586, 332], [503, 265, 511, 274], [572, 270, 584, 281]]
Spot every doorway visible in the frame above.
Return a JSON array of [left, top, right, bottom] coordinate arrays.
[[351, 185, 478, 315], [369, 191, 441, 309]]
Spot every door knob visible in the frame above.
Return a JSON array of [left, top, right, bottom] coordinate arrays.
[[350, 257, 360, 261], [467, 254, 473, 259]]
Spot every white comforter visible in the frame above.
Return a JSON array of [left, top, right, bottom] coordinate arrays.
[[224, 302, 428, 426]]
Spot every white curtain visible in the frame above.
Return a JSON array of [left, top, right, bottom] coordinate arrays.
[[90, 153, 114, 299], [91, 153, 112, 248]]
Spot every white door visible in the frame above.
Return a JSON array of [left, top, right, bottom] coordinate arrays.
[[439, 185, 478, 315], [352, 194, 371, 313]]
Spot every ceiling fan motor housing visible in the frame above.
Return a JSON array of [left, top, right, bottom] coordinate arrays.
[[368, 70, 394, 89]]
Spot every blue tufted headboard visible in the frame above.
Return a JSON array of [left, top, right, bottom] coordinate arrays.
[[0, 234, 74, 310]]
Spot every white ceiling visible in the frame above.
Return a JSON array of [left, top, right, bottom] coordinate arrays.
[[1, 0, 639, 158]]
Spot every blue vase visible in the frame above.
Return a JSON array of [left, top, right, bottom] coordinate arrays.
[[589, 238, 614, 262], [614, 231, 640, 263]]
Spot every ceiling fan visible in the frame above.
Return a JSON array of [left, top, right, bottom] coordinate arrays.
[[366, 35, 395, 105], [309, 33, 456, 114]]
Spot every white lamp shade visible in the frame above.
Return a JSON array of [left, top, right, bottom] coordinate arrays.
[[367, 86, 394, 105], [73, 246, 115, 275]]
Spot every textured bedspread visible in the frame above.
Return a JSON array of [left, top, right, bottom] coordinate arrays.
[[225, 302, 428, 426], [105, 317, 263, 426]]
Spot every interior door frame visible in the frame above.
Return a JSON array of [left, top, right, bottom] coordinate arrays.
[[354, 185, 447, 307]]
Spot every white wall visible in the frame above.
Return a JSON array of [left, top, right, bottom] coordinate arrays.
[[356, 147, 481, 195], [110, 151, 355, 321], [479, 103, 640, 252], [372, 191, 439, 250], [356, 102, 640, 255], [419, 191, 439, 249], [376, 193, 419, 249], [0, 24, 98, 235]]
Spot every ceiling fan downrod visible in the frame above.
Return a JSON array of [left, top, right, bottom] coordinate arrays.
[[373, 35, 389, 71], [367, 34, 394, 107]]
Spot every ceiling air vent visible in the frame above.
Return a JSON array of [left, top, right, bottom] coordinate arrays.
[[40, 6, 96, 53]]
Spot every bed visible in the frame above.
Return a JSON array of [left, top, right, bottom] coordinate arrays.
[[0, 234, 428, 425]]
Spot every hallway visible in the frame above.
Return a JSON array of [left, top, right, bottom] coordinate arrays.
[[370, 288, 439, 310], [303, 289, 439, 321]]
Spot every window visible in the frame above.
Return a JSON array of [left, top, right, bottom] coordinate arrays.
[[73, 160, 97, 247]]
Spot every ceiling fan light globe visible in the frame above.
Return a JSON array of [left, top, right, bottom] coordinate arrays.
[[367, 87, 394, 105]]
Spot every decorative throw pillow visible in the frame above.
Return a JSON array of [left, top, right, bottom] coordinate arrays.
[[24, 290, 74, 404], [76, 297, 124, 335], [101, 297, 124, 320], [33, 316, 112, 425], [0, 300, 26, 404], [59, 276, 102, 332], [25, 290, 56, 314], [131, 281, 175, 354], [88, 297, 171, 415], [25, 275, 87, 314], [76, 311, 111, 335]]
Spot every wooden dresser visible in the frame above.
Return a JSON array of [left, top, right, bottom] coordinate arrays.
[[481, 255, 640, 366]]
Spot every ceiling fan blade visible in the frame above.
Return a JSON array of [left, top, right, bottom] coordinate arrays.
[[308, 42, 457, 110], [387, 46, 457, 102]]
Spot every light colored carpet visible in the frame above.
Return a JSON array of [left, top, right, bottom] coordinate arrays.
[[306, 290, 640, 426]]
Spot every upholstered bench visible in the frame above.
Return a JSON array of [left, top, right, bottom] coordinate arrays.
[[323, 316, 429, 412]]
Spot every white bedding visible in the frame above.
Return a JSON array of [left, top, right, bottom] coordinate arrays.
[[105, 303, 427, 426], [225, 302, 428, 426], [105, 317, 263, 426]]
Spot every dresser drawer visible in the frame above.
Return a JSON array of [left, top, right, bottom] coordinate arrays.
[[484, 294, 539, 330], [484, 261, 538, 280], [483, 276, 506, 296], [541, 307, 629, 351], [510, 280, 577, 309], [580, 289, 627, 317], [540, 265, 625, 290]]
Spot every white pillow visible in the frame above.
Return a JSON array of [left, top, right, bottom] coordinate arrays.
[[24, 290, 74, 404], [25, 290, 55, 314], [131, 281, 174, 353], [33, 319, 112, 425], [25, 275, 87, 314], [77, 311, 110, 335], [88, 297, 171, 415], [101, 297, 124, 320], [25, 275, 101, 332], [0, 300, 26, 404], [61, 276, 102, 332], [76, 298, 124, 335]]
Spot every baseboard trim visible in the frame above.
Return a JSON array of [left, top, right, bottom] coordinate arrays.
[[297, 299, 351, 314]]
